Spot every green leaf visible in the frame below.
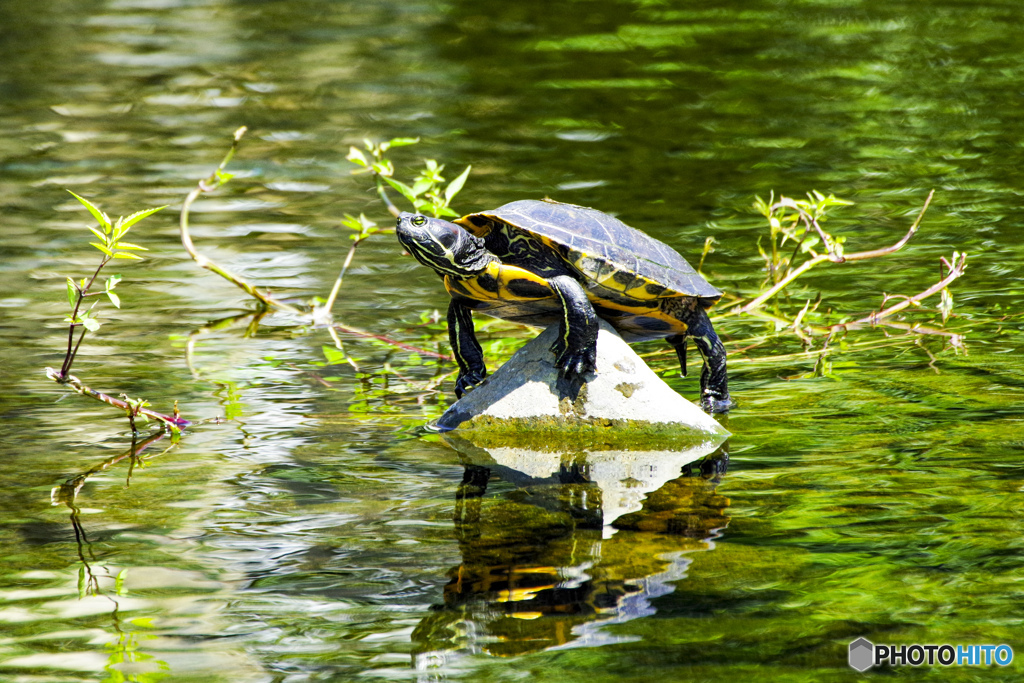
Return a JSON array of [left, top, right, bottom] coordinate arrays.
[[66, 277, 77, 307], [82, 316, 100, 332], [800, 234, 821, 253], [120, 205, 166, 232], [387, 136, 421, 148], [341, 213, 375, 234], [113, 252, 144, 260], [346, 146, 369, 167], [113, 242, 148, 251], [411, 177, 434, 197], [115, 569, 127, 596], [371, 159, 395, 177], [753, 195, 770, 217], [107, 290, 121, 308], [90, 242, 114, 256], [756, 235, 768, 261], [444, 165, 472, 203], [434, 205, 460, 218], [105, 274, 122, 291], [383, 176, 418, 205], [111, 216, 125, 241], [322, 345, 347, 365], [87, 225, 107, 243], [67, 190, 111, 232]]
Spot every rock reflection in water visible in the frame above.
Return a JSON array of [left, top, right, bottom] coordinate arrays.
[[413, 436, 730, 665]]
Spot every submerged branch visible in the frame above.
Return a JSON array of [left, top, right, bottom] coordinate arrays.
[[333, 323, 452, 361]]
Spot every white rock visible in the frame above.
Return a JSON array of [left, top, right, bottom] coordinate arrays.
[[435, 320, 729, 438]]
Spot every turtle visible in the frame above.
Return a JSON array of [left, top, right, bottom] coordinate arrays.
[[395, 199, 731, 413]]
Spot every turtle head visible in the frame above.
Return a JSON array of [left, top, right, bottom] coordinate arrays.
[[396, 212, 495, 278]]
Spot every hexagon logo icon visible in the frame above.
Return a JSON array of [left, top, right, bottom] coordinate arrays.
[[849, 638, 874, 672]]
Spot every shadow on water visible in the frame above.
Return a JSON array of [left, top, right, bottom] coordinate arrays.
[[412, 436, 731, 668]]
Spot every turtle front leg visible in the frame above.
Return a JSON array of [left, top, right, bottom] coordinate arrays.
[[547, 275, 599, 396], [447, 299, 487, 398], [687, 307, 732, 413]]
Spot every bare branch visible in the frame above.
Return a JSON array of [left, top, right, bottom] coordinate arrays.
[[842, 190, 934, 261], [738, 191, 934, 313], [846, 251, 967, 326], [46, 368, 189, 431], [323, 237, 363, 315], [179, 127, 305, 316], [375, 175, 401, 218]]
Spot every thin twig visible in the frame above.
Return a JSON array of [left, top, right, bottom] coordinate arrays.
[[179, 127, 304, 316], [738, 190, 934, 313], [324, 237, 364, 314], [842, 190, 934, 261], [845, 251, 967, 326], [59, 258, 111, 379], [375, 175, 401, 218], [332, 323, 452, 361], [46, 368, 189, 430]]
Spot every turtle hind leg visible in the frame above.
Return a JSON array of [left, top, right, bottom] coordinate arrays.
[[667, 334, 687, 377], [686, 307, 732, 413]]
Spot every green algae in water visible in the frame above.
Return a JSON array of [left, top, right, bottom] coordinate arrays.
[[438, 413, 729, 452]]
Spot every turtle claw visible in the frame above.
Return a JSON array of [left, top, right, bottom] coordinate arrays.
[[454, 371, 486, 399], [700, 394, 734, 414], [552, 341, 596, 377], [552, 343, 597, 401]]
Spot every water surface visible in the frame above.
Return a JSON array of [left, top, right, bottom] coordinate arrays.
[[1, 1, 1023, 680]]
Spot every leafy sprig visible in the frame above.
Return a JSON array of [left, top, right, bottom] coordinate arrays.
[[348, 137, 471, 218], [57, 192, 166, 380]]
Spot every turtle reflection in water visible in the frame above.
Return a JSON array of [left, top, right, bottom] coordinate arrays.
[[395, 199, 731, 412], [410, 445, 732, 657]]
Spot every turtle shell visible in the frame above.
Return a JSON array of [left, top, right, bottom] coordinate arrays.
[[461, 199, 721, 303]]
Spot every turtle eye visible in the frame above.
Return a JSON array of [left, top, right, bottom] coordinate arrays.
[[410, 215, 427, 227]]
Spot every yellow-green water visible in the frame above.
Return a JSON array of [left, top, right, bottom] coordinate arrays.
[[1, 1, 1023, 680]]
